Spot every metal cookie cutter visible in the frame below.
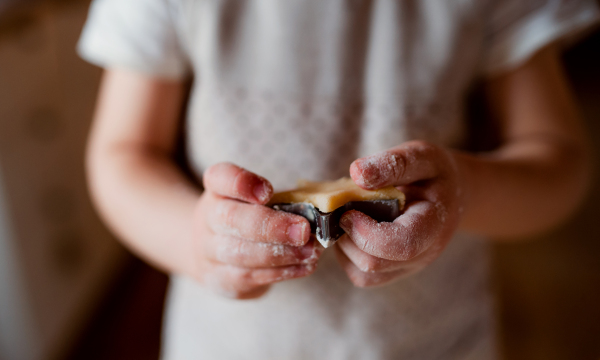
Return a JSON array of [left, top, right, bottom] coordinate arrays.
[[272, 200, 401, 248]]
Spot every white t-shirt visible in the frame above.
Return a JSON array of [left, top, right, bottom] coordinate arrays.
[[78, 1, 598, 359]]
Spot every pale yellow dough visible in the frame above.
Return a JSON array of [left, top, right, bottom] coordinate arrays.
[[269, 177, 406, 213]]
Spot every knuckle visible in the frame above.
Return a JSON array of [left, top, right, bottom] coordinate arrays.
[[259, 209, 275, 239], [390, 153, 407, 182], [358, 256, 384, 273], [231, 168, 251, 197], [397, 244, 416, 261], [235, 268, 254, 285], [216, 239, 246, 264], [404, 140, 438, 161], [262, 243, 289, 265], [397, 244, 419, 261], [213, 201, 236, 229], [264, 210, 297, 243], [354, 234, 375, 255], [203, 163, 233, 187], [408, 139, 435, 152], [303, 263, 318, 276]]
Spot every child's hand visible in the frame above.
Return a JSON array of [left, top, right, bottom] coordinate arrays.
[[336, 141, 465, 287], [192, 163, 322, 299]]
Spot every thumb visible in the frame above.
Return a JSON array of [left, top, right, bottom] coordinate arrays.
[[350, 141, 443, 189], [203, 162, 273, 204]]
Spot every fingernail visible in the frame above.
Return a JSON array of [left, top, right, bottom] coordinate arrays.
[[253, 182, 269, 203], [354, 152, 394, 188], [339, 215, 352, 231], [287, 223, 306, 245]]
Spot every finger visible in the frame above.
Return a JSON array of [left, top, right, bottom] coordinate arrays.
[[206, 195, 311, 246], [336, 234, 404, 273], [350, 140, 449, 189], [334, 247, 409, 288], [203, 162, 273, 204], [336, 234, 440, 273], [205, 236, 322, 267], [339, 203, 444, 261], [203, 262, 317, 298]]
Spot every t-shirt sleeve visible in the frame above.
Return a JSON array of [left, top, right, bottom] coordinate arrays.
[[481, 0, 599, 75], [77, 0, 190, 79]]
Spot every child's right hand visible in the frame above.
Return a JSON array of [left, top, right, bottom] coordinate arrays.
[[191, 163, 322, 299]]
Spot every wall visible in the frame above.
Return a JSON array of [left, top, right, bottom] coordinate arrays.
[[0, 1, 126, 359]]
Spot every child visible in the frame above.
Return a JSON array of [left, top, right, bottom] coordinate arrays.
[[78, 0, 598, 359]]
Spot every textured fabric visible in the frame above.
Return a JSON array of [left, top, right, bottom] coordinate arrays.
[[163, 237, 497, 360], [482, 0, 600, 74], [78, 1, 598, 359], [78, 0, 190, 79]]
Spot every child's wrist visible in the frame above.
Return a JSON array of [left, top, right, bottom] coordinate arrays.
[[450, 150, 479, 231]]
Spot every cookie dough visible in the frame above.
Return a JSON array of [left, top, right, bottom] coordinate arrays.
[[268, 177, 405, 213]]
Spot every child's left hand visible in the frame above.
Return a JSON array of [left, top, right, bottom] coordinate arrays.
[[336, 140, 466, 287]]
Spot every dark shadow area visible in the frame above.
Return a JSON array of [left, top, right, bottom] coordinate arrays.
[[64, 257, 168, 360], [494, 27, 600, 360]]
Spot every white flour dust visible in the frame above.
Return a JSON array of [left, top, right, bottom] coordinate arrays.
[[355, 151, 403, 188]]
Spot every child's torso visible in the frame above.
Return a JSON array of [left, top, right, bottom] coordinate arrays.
[[172, 0, 486, 188], [164, 2, 496, 359]]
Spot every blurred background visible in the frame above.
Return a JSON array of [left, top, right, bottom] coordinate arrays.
[[0, 0, 598, 359]]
